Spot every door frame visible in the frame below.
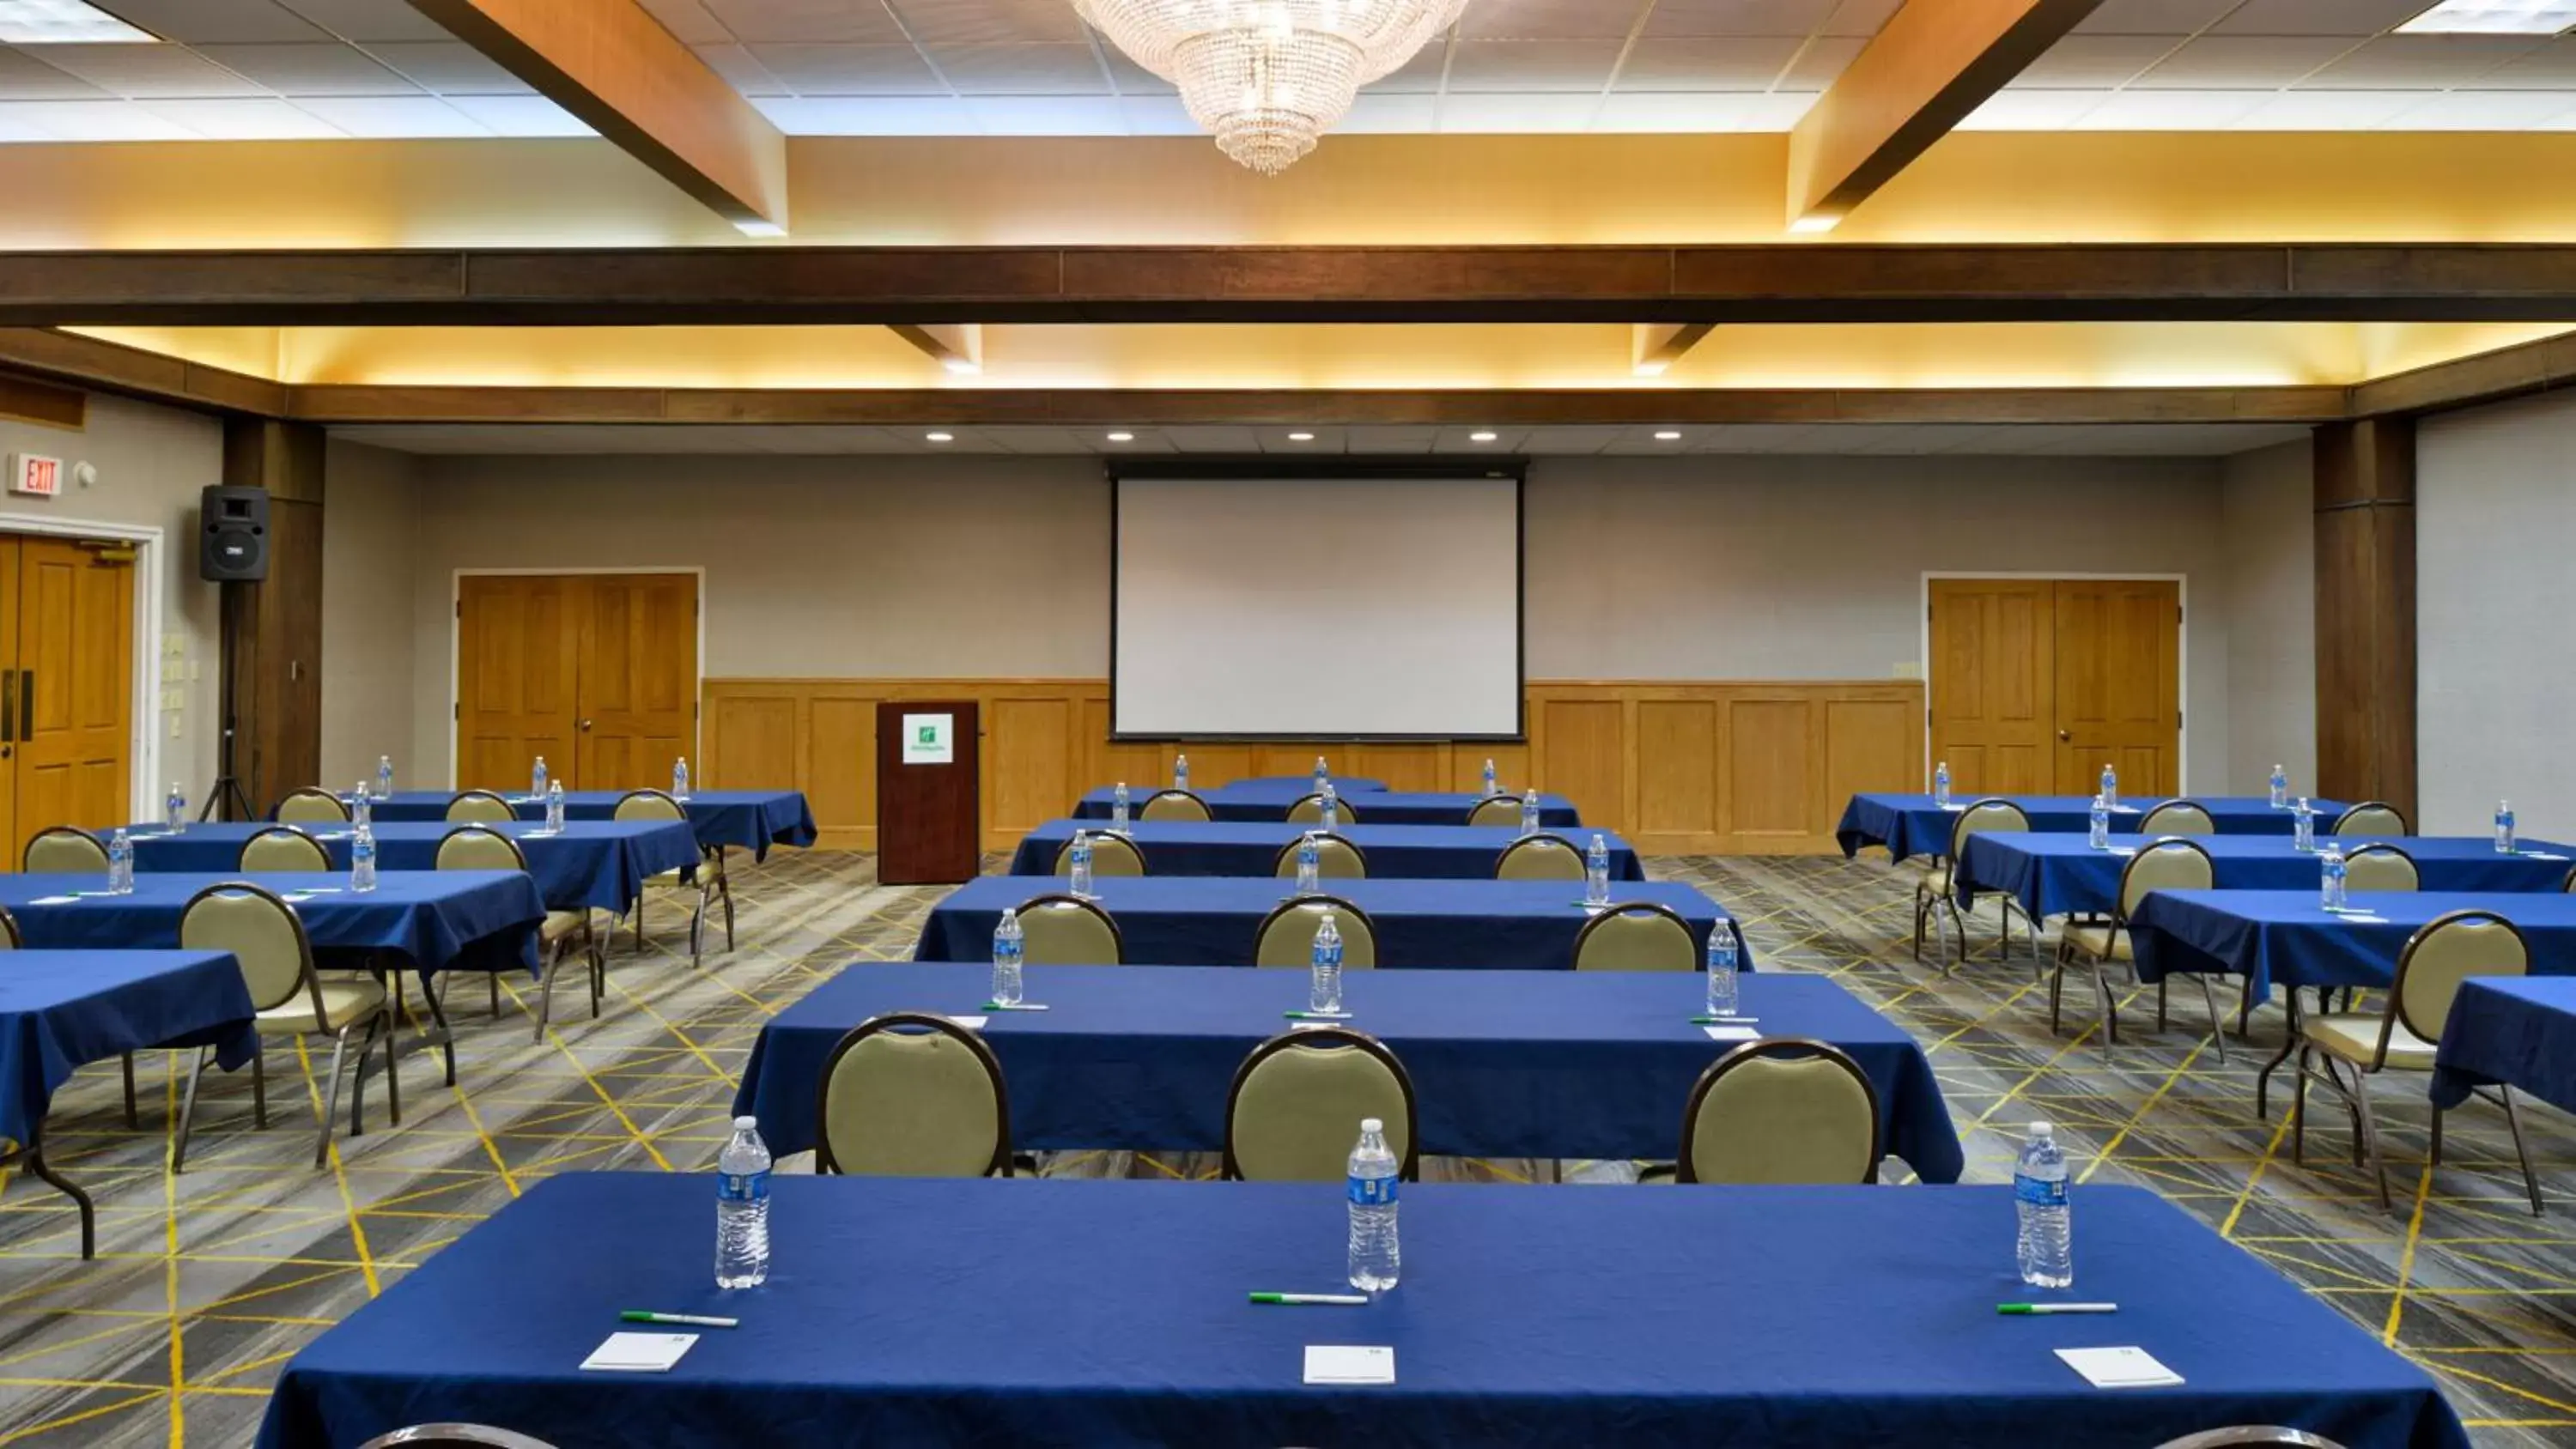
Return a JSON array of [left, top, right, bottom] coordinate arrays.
[[0, 511, 163, 819], [446, 567, 707, 789], [1919, 571, 2190, 791]]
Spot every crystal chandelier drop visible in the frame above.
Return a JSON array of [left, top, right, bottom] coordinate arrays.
[[1076, 0, 1471, 174]]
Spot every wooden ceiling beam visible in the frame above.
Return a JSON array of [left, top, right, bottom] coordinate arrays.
[[0, 327, 286, 416], [889, 324, 984, 374]]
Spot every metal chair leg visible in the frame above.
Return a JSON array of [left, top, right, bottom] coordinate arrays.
[[2291, 1043, 2311, 1166], [19, 1131, 94, 1260], [2429, 1103, 2445, 1167], [2156, 978, 2169, 1033], [120, 1053, 139, 1130], [2090, 959, 2117, 1056], [172, 1046, 215, 1173], [587, 919, 605, 1017], [2501, 1085, 2545, 1217], [2197, 975, 2229, 1064], [535, 945, 562, 1043], [314, 1028, 352, 1168], [347, 1017, 382, 1138], [2048, 943, 2069, 1033], [250, 1046, 268, 1129], [380, 1012, 400, 1127], [2353, 1074, 2391, 1211], [488, 973, 501, 1018], [1911, 886, 1930, 961]]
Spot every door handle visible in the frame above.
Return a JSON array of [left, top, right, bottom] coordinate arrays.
[[579, 718, 593, 731], [15, 670, 27, 742], [0, 669, 12, 744], [2057, 730, 2071, 742]]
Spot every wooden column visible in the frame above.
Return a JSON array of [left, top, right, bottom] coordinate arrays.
[[217, 419, 324, 816], [2313, 418, 2416, 822]]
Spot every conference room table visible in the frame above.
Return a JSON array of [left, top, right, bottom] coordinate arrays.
[[734, 964, 1957, 1178], [1008, 820, 1646, 882], [0, 950, 257, 1258], [1229, 775, 1387, 792], [110, 819, 702, 915], [2433, 977, 2576, 1119], [1838, 793, 2348, 864], [1076, 785, 1582, 828], [2129, 890, 2576, 1008], [349, 790, 817, 859], [1957, 832, 2576, 919], [254, 1174, 2469, 1449], [915, 876, 1736, 970]]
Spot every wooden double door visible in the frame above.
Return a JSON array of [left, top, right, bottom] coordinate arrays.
[[0, 536, 135, 856], [455, 573, 698, 794], [1929, 578, 2180, 797]]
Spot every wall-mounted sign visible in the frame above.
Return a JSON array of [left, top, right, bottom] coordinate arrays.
[[7, 454, 61, 497], [902, 712, 955, 766]]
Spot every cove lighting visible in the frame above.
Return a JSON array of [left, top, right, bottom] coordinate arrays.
[[925, 432, 955, 443], [2398, 1, 2576, 32], [0, 0, 156, 42]]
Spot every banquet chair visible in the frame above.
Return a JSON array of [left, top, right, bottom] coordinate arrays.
[[358, 1428, 562, 1449], [815, 1013, 1012, 1178], [1914, 798, 2038, 973], [240, 826, 330, 873], [2137, 799, 2217, 836], [1676, 1039, 1881, 1185], [1572, 902, 1698, 972], [1254, 895, 1378, 968], [1465, 793, 1522, 827], [22, 826, 107, 873], [275, 787, 351, 825], [1016, 893, 1123, 965], [1139, 789, 1211, 822], [445, 789, 516, 824], [1286, 792, 1359, 825], [1059, 833, 1147, 876], [173, 882, 396, 1171], [2154, 1430, 2344, 1449], [2293, 908, 2539, 1215], [2051, 837, 2222, 1060], [615, 789, 727, 967], [1223, 1027, 1417, 1182], [438, 826, 603, 1040], [2342, 843, 2419, 893], [2330, 801, 2409, 839], [1495, 833, 1583, 882], [1273, 832, 1367, 881]]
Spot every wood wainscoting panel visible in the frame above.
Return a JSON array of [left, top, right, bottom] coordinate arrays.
[[1534, 696, 1630, 836], [987, 694, 1074, 839], [1722, 695, 1814, 846], [1825, 696, 1922, 824], [1635, 699, 1719, 840]]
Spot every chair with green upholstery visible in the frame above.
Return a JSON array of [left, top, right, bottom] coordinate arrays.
[[813, 1012, 1012, 1177], [173, 882, 396, 1170], [2050, 837, 2220, 1059], [1016, 893, 1123, 965], [1058, 833, 1147, 877], [2343, 843, 2419, 894], [274, 788, 351, 825], [1286, 792, 1358, 825], [1495, 833, 1583, 882], [1139, 789, 1211, 822], [437, 826, 602, 1040], [1253, 895, 1377, 968], [1572, 902, 1700, 972], [1914, 797, 2038, 972], [2137, 799, 2217, 837], [240, 827, 330, 873], [2330, 801, 2409, 839], [1465, 794, 1522, 827], [614, 789, 729, 967], [2294, 908, 2538, 1215], [1678, 1038, 1882, 1185], [21, 827, 106, 874], [445, 790, 517, 825], [1223, 1027, 1417, 1182], [1273, 832, 1367, 881]]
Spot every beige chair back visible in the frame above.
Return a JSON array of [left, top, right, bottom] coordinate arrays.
[[1060, 834, 1147, 877], [1466, 794, 1522, 827], [2342, 844, 2418, 894], [22, 828, 107, 874], [1680, 1039, 1881, 1185], [2117, 838, 2215, 919], [1273, 832, 1366, 881], [446, 790, 518, 824], [1947, 798, 2032, 858], [1017, 894, 1123, 965], [240, 827, 331, 873], [1138, 789, 1211, 822], [436, 826, 529, 873], [1573, 904, 1698, 972], [275, 789, 350, 825], [2152, 1430, 2345, 1449], [2331, 801, 2409, 839], [2392, 910, 2528, 1050], [613, 789, 685, 823], [1495, 833, 1583, 881], [2137, 799, 2216, 837], [1286, 792, 1358, 825], [1224, 1028, 1415, 1182], [815, 1014, 1011, 1178], [179, 883, 318, 1017], [0, 905, 20, 948], [1253, 896, 1377, 968]]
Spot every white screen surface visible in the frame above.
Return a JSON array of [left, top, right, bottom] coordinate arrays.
[[1114, 476, 1522, 737]]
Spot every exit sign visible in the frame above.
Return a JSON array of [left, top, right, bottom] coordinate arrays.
[[7, 454, 60, 497]]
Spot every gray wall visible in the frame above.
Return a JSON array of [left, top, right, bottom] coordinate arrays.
[[319, 440, 424, 790], [2219, 440, 2316, 797]]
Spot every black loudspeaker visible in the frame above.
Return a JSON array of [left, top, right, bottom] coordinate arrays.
[[199, 485, 270, 582]]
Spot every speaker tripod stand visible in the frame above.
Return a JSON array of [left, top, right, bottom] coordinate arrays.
[[203, 577, 259, 822], [200, 720, 254, 822]]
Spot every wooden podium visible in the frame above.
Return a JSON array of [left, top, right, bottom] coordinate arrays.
[[876, 700, 980, 884]]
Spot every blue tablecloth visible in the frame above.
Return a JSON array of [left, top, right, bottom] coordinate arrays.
[[1838, 793, 2350, 863], [1227, 776, 1388, 792], [2433, 977, 2576, 1115], [735, 964, 1955, 1179], [0, 872, 545, 979], [1008, 821, 1645, 882], [255, 1174, 2468, 1449], [1078, 787, 1581, 828], [916, 876, 1735, 969], [1959, 833, 2576, 919], [0, 951, 256, 1148], [352, 791, 816, 858], [115, 820, 700, 914], [2129, 890, 2576, 1004]]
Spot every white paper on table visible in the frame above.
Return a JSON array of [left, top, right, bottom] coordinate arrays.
[[2333, 913, 2390, 925], [2523, 852, 2567, 861], [1939, 803, 1966, 813], [27, 894, 77, 906], [944, 1015, 989, 1031], [1291, 1020, 1349, 1032], [2054, 1346, 2183, 1389], [2105, 847, 2138, 858], [1304, 1345, 1394, 1385], [1704, 1025, 1760, 1042], [581, 1331, 697, 1373]]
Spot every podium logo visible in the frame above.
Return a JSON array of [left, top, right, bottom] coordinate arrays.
[[917, 724, 938, 746]]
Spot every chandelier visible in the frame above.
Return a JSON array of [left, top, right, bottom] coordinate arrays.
[[1076, 0, 1472, 174]]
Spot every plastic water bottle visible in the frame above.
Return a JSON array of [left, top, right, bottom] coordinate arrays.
[[2099, 764, 2117, 811], [1111, 782, 1130, 831], [1174, 754, 1188, 791], [351, 823, 378, 894], [545, 779, 566, 834], [1483, 758, 1498, 796], [1317, 780, 1338, 831], [1310, 909, 1343, 1016], [2269, 763, 2288, 809], [107, 827, 134, 894], [1519, 792, 1540, 837], [1069, 828, 1096, 898], [2293, 797, 2316, 852], [350, 781, 373, 832], [1934, 760, 1951, 809], [1705, 924, 1740, 1018], [2319, 844, 2346, 912], [531, 755, 548, 800], [991, 906, 1024, 1008], [1314, 755, 1329, 794], [1347, 1118, 1400, 1293], [714, 1116, 772, 1289], [1585, 834, 1611, 906], [1296, 832, 1321, 894], [672, 755, 690, 801], [2087, 796, 2109, 850], [164, 781, 185, 831], [376, 755, 394, 802], [2497, 800, 2518, 854], [2014, 1122, 2072, 1289]]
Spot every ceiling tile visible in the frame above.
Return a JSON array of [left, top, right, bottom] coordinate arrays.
[[2300, 34, 2549, 88], [277, 0, 454, 42], [1437, 91, 1598, 129], [2476, 34, 2576, 87], [1163, 427, 1264, 452], [27, 44, 270, 97], [1593, 90, 1770, 130], [752, 94, 973, 134], [961, 94, 1123, 132], [700, 0, 908, 44], [2210, 0, 2436, 34], [2129, 35, 2363, 88], [2074, 88, 2276, 126], [1739, 89, 1821, 127], [1445, 39, 1625, 92], [2073, 0, 2242, 35], [1362, 41, 1452, 93], [1337, 91, 1439, 130], [0, 47, 108, 100], [1781, 34, 1868, 88], [1613, 36, 1803, 89], [1643, 0, 1844, 37], [0, 99, 196, 139], [366, 42, 533, 94], [0, 105, 51, 140], [1344, 427, 1439, 453], [690, 43, 791, 97], [927, 44, 1109, 95], [289, 94, 489, 136], [192, 43, 416, 95], [1820, 0, 1903, 37], [96, 0, 327, 44], [440, 93, 593, 136], [2014, 35, 2180, 87], [633, 0, 736, 45], [1116, 94, 1195, 133], [2232, 88, 2431, 126], [138, 96, 344, 137], [1956, 88, 2111, 129], [745, 43, 945, 95], [2391, 88, 2576, 127], [889, 0, 1090, 45], [1462, 0, 1651, 40]]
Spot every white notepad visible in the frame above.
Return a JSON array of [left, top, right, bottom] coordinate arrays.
[[581, 1331, 696, 1373], [1291, 1020, 1350, 1032], [1703, 1025, 1760, 1042], [2055, 1346, 2183, 1389], [944, 1015, 989, 1031], [1304, 1344, 1394, 1385], [27, 894, 78, 906]]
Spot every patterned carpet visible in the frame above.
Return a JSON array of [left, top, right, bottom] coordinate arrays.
[[1, 851, 2573, 1445]]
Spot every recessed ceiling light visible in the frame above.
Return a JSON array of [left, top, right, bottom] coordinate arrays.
[[1106, 432, 1135, 442], [1469, 431, 1498, 443], [1655, 430, 1684, 441], [0, 0, 157, 42], [925, 432, 955, 443], [1288, 432, 1315, 442], [2398, 1, 2576, 33]]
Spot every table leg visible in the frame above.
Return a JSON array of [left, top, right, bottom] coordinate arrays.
[[2254, 987, 2305, 1120], [14, 1128, 94, 1260], [363, 968, 458, 1089]]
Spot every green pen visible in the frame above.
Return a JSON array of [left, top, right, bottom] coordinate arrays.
[[1692, 1016, 1759, 1026], [982, 1002, 1051, 1012], [1284, 1009, 1352, 1021], [1996, 1302, 2117, 1315], [620, 1310, 738, 1328], [1249, 1291, 1369, 1307]]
